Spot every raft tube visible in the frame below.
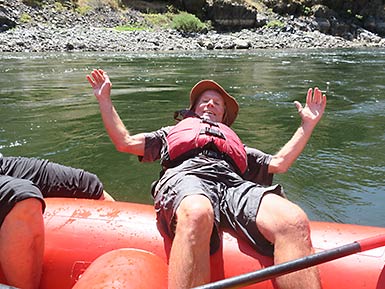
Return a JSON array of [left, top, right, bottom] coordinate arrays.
[[1, 198, 384, 289]]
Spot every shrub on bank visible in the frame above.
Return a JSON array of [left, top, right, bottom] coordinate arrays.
[[115, 11, 207, 33], [20, 12, 32, 23], [171, 12, 207, 33]]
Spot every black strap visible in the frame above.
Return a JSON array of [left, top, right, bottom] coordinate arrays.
[[201, 118, 219, 127], [199, 127, 226, 140], [173, 109, 199, 121], [162, 145, 242, 176]]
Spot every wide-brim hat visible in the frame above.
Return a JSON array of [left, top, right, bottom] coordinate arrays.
[[189, 80, 239, 126]]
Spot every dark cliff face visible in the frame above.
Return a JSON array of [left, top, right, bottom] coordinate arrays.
[[2, 0, 385, 37], [203, 0, 385, 36], [256, 0, 385, 17], [132, 0, 385, 36]]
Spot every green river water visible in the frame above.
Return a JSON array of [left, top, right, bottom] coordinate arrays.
[[1, 48, 384, 227]]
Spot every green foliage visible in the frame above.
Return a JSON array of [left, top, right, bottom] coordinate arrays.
[[303, 6, 311, 16], [171, 12, 206, 33], [144, 13, 172, 28], [75, 5, 92, 15], [116, 13, 173, 31], [355, 14, 363, 21], [20, 13, 32, 23], [166, 4, 178, 14], [114, 10, 209, 33], [76, 0, 120, 10], [54, 1, 65, 11], [114, 24, 148, 31], [265, 20, 285, 29], [114, 11, 208, 33]]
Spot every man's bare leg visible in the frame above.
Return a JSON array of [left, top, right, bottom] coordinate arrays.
[[168, 195, 214, 289], [0, 198, 44, 289], [257, 193, 322, 289]]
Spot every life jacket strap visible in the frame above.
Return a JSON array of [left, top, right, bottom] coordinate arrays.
[[162, 146, 242, 175], [200, 149, 226, 160], [173, 109, 199, 121], [199, 127, 226, 140]]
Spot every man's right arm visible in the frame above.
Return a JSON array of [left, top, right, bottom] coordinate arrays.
[[97, 96, 146, 156], [87, 69, 145, 156]]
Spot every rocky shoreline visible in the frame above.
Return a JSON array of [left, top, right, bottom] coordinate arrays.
[[1, 0, 385, 53]]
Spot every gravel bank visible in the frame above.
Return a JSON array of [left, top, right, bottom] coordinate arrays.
[[3, 23, 385, 53], [1, 0, 385, 52]]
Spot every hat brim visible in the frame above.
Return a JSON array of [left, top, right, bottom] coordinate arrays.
[[189, 80, 239, 126]]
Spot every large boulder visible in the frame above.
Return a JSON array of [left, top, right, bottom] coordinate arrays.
[[170, 0, 258, 30], [123, 0, 169, 13], [207, 0, 258, 30], [0, 1, 17, 32], [170, 0, 207, 18]]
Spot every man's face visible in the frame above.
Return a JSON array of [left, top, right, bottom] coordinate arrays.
[[194, 90, 225, 123]]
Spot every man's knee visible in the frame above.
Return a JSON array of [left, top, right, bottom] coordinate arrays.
[[10, 198, 43, 218], [281, 203, 310, 235], [257, 194, 311, 241], [1, 198, 44, 237], [176, 195, 214, 237]]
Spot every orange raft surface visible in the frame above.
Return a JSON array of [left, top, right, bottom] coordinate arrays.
[[2, 198, 385, 289]]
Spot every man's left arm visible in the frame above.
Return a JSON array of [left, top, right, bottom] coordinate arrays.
[[268, 87, 327, 174]]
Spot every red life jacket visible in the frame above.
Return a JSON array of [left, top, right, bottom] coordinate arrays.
[[164, 117, 247, 174]]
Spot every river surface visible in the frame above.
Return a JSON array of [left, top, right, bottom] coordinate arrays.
[[1, 48, 384, 227]]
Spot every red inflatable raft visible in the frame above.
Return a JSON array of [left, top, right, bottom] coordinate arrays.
[[2, 198, 385, 289]]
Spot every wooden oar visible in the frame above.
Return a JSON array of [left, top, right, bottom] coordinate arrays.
[[193, 234, 385, 289]]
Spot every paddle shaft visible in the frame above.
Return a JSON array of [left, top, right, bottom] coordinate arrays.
[[193, 234, 385, 289]]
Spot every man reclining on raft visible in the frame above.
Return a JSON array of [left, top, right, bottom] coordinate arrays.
[[87, 69, 326, 289]]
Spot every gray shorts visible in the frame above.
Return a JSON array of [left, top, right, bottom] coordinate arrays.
[[153, 157, 285, 256], [0, 156, 104, 227], [0, 175, 45, 227]]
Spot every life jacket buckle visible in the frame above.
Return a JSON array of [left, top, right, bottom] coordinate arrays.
[[201, 149, 225, 160], [201, 118, 219, 127], [200, 127, 226, 140]]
